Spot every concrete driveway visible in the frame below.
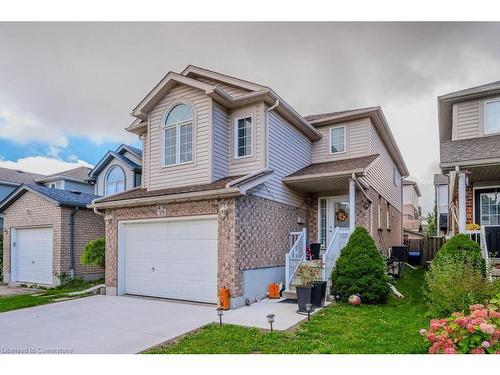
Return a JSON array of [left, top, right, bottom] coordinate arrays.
[[0, 295, 216, 354]]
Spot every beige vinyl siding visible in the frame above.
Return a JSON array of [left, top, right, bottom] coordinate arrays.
[[95, 159, 136, 196], [148, 84, 212, 190], [196, 77, 251, 97], [227, 103, 265, 176], [212, 103, 229, 181], [453, 101, 482, 140], [252, 111, 311, 207], [362, 121, 402, 211], [142, 133, 149, 188], [311, 118, 370, 163]]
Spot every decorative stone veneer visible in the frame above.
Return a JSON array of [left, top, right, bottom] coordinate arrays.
[[2, 191, 104, 284]]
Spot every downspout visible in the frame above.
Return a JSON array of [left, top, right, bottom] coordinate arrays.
[[265, 99, 280, 169], [69, 206, 80, 278]]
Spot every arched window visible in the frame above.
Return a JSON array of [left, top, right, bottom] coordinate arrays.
[[106, 166, 125, 195], [164, 103, 193, 165]]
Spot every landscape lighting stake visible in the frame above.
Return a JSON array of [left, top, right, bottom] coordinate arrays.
[[305, 303, 313, 321], [216, 308, 223, 326], [267, 314, 275, 332]]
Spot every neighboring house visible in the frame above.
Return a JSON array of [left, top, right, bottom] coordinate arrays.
[[437, 80, 500, 258], [0, 167, 44, 229], [87, 144, 142, 196], [402, 179, 422, 238], [91, 65, 409, 308], [1, 185, 103, 286], [433, 173, 449, 236], [35, 166, 95, 194]]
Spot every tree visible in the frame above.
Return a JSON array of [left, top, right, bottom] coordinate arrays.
[[80, 238, 105, 268], [425, 208, 437, 237]]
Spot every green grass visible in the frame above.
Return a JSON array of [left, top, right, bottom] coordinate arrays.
[[0, 278, 103, 313], [147, 268, 429, 354]]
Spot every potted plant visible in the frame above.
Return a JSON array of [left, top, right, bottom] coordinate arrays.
[[312, 278, 327, 307], [295, 265, 321, 312]]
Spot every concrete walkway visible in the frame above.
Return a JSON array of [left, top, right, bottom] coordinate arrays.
[[0, 295, 326, 354], [0, 285, 40, 297]]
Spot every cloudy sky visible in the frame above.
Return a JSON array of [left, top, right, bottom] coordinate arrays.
[[1, 22, 500, 213]]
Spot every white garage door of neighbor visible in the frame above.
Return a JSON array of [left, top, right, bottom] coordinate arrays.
[[123, 217, 218, 303], [17, 227, 53, 285]]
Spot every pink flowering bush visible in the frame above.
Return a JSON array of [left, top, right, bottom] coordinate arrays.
[[420, 294, 500, 354]]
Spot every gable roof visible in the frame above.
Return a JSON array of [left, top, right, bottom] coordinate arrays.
[[438, 80, 500, 142], [403, 179, 421, 197], [306, 106, 409, 177], [0, 167, 45, 187], [0, 183, 100, 211], [127, 66, 322, 141], [35, 166, 92, 184], [88, 144, 142, 179]]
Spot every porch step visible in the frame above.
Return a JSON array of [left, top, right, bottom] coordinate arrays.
[[492, 267, 500, 278]]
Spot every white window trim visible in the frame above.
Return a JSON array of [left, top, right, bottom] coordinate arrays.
[[329, 125, 346, 155], [105, 166, 126, 196], [161, 103, 195, 168], [484, 98, 500, 135], [234, 115, 253, 159]]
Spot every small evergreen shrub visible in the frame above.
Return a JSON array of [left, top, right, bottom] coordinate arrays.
[[331, 226, 389, 304], [425, 234, 494, 317], [80, 238, 105, 268]]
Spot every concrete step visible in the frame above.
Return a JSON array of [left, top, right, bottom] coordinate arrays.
[[492, 268, 500, 278]]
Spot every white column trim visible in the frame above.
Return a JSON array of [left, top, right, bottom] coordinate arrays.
[[349, 178, 356, 234], [458, 172, 467, 234]]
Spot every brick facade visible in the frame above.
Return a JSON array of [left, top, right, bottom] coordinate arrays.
[[103, 195, 307, 299], [2, 191, 104, 285]]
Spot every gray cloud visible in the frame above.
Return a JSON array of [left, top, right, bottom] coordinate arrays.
[[1, 22, 500, 213]]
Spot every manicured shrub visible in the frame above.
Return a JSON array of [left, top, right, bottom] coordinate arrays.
[[420, 294, 500, 354], [80, 238, 105, 268], [425, 235, 494, 317], [332, 226, 389, 304]]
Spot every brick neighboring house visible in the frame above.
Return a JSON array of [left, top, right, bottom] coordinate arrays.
[[402, 179, 423, 239], [436, 80, 500, 259], [91, 65, 409, 308], [1, 185, 103, 286]]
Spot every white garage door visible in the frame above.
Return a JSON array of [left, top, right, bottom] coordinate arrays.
[[123, 217, 218, 303], [16, 227, 53, 285]]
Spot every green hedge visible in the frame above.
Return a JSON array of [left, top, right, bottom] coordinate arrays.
[[80, 238, 105, 268], [331, 227, 389, 304]]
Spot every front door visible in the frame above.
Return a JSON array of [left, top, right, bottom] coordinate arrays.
[[475, 188, 500, 257], [319, 197, 350, 249]]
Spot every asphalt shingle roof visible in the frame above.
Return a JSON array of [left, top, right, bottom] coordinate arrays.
[[440, 134, 500, 164], [40, 166, 92, 181], [25, 184, 100, 207], [285, 154, 379, 178], [0, 167, 45, 185]]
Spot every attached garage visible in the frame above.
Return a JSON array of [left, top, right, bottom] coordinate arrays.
[[119, 216, 218, 303], [12, 227, 53, 285]]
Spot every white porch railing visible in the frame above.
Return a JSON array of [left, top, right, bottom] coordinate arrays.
[[467, 228, 492, 281], [322, 228, 342, 281], [285, 228, 307, 290]]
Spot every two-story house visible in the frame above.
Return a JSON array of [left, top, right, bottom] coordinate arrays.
[[402, 179, 422, 238], [87, 144, 142, 196], [436, 81, 500, 259], [91, 66, 408, 308]]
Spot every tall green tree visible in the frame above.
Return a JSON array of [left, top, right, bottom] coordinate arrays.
[[425, 208, 437, 237]]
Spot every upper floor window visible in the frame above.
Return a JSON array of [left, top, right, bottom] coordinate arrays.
[[106, 166, 125, 195], [235, 116, 252, 158], [485, 99, 500, 134], [164, 103, 193, 166], [329, 126, 346, 154]]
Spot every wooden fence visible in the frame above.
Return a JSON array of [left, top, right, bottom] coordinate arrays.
[[403, 236, 446, 265]]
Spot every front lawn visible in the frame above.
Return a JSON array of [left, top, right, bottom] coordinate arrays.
[[147, 268, 429, 354], [0, 278, 103, 313]]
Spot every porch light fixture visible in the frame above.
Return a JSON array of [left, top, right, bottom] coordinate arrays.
[[266, 314, 275, 332], [305, 303, 313, 321], [216, 308, 224, 326]]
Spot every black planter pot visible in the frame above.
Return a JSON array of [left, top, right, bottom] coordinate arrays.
[[296, 286, 314, 312], [312, 281, 327, 307], [310, 243, 321, 260]]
